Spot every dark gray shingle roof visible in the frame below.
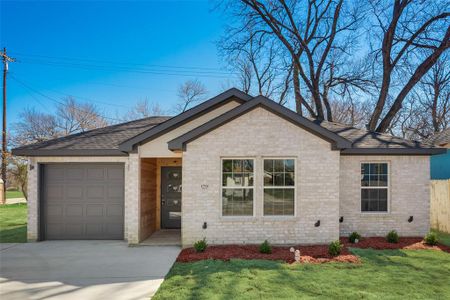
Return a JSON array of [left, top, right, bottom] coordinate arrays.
[[424, 128, 450, 146], [11, 89, 445, 156], [12, 116, 171, 156]]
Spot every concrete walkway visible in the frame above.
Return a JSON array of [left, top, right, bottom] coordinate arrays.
[[4, 198, 26, 205], [0, 241, 180, 300]]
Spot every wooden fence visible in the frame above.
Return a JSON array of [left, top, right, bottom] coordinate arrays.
[[430, 179, 450, 233]]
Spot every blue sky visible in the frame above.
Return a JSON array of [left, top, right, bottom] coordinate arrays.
[[0, 0, 235, 125]]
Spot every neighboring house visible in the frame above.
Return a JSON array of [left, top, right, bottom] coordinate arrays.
[[12, 88, 445, 246], [425, 129, 450, 180]]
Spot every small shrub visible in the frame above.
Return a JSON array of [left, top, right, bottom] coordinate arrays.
[[193, 238, 208, 252], [424, 232, 438, 246], [348, 232, 361, 244], [386, 230, 399, 243], [259, 240, 272, 254], [328, 240, 343, 257]]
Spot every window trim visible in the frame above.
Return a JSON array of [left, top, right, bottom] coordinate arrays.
[[360, 161, 390, 214], [220, 157, 255, 218], [262, 157, 297, 218]]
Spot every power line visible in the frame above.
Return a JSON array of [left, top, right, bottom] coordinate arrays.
[[9, 75, 125, 123], [17, 58, 236, 78], [10, 52, 227, 71]]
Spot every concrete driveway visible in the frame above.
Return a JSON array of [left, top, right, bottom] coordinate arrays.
[[0, 241, 180, 300]]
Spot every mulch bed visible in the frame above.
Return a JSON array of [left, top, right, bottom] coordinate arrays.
[[340, 237, 450, 253], [177, 237, 450, 264], [177, 244, 359, 264]]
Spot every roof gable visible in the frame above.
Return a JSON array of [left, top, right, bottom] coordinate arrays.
[[118, 88, 252, 152], [168, 96, 352, 151]]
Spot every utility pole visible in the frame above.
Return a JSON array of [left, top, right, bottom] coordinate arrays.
[[1, 48, 15, 203]]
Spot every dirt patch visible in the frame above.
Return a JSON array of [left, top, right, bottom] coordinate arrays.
[[341, 237, 450, 253], [177, 244, 360, 264]]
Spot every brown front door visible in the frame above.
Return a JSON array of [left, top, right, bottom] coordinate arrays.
[[161, 167, 182, 229]]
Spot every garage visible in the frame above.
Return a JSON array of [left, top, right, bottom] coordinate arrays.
[[41, 163, 125, 240]]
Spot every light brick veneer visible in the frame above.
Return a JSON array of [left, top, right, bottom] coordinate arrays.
[[26, 156, 140, 244], [181, 107, 341, 246], [339, 155, 430, 237]]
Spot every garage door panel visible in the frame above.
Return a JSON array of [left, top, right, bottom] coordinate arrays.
[[87, 167, 106, 181], [46, 168, 65, 181], [107, 168, 124, 180], [65, 223, 84, 236], [66, 186, 84, 199], [47, 186, 64, 199], [66, 168, 84, 180], [107, 204, 123, 217], [86, 204, 104, 216], [107, 186, 124, 199], [86, 186, 105, 199], [65, 205, 83, 217], [86, 223, 103, 235], [43, 164, 124, 240]]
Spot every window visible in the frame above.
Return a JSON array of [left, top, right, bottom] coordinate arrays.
[[263, 159, 295, 216], [222, 159, 254, 216], [361, 163, 388, 212]]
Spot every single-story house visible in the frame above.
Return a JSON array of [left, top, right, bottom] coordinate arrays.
[[12, 88, 446, 246], [425, 129, 450, 180]]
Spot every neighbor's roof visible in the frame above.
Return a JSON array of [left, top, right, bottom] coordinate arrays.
[[11, 88, 446, 156], [12, 116, 170, 156], [424, 128, 450, 147]]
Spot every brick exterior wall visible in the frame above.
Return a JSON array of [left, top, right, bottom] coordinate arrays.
[[339, 155, 430, 237], [26, 156, 140, 244], [181, 107, 341, 246]]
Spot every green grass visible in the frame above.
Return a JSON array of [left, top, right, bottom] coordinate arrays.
[[154, 249, 450, 300], [5, 190, 25, 199], [432, 229, 450, 246], [0, 203, 27, 243]]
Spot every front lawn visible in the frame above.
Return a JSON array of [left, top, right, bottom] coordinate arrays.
[[154, 249, 450, 299], [0, 203, 27, 243], [5, 189, 25, 199]]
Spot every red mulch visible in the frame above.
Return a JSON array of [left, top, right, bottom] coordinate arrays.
[[177, 237, 450, 264], [177, 244, 359, 264], [340, 237, 450, 253]]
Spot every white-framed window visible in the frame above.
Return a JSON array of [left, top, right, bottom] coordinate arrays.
[[361, 162, 389, 212], [221, 158, 254, 216], [263, 158, 295, 216]]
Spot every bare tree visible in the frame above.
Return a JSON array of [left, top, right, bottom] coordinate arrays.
[[8, 156, 28, 200], [393, 56, 450, 139], [221, 0, 370, 121], [12, 98, 108, 147], [11, 108, 59, 146], [56, 97, 108, 135], [123, 98, 166, 121], [175, 79, 208, 113], [417, 56, 450, 134], [367, 0, 450, 132], [219, 27, 295, 105]]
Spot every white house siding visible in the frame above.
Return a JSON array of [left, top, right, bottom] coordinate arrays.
[[181, 107, 341, 246], [339, 155, 430, 237], [26, 155, 140, 244]]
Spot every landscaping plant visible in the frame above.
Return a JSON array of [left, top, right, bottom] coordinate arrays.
[[328, 240, 343, 256], [259, 240, 272, 254], [194, 238, 208, 252], [349, 232, 361, 244], [386, 230, 399, 243], [424, 232, 438, 246]]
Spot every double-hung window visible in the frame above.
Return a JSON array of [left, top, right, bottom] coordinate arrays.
[[222, 159, 254, 216], [361, 162, 388, 212], [263, 159, 295, 216]]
